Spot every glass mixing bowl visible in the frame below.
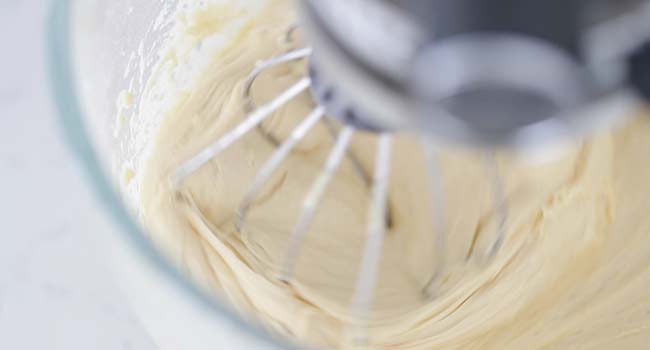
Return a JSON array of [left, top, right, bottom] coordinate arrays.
[[45, 1, 650, 349], [47, 1, 284, 348]]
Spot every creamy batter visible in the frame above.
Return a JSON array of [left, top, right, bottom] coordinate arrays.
[[136, 0, 650, 348]]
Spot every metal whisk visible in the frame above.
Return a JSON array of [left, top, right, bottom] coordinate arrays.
[[172, 26, 508, 344], [173, 0, 650, 346]]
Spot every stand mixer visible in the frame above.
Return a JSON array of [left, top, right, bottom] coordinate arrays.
[[166, 0, 650, 347]]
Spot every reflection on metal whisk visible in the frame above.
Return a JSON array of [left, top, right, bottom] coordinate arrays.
[[173, 24, 509, 348]]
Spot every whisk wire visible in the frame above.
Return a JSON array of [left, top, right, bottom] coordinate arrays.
[[421, 140, 448, 298], [174, 77, 311, 186], [280, 126, 356, 282], [349, 134, 393, 344], [244, 48, 312, 112], [321, 119, 373, 187], [237, 106, 326, 227], [484, 152, 508, 258]]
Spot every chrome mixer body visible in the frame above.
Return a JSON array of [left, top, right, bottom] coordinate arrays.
[[173, 0, 650, 346]]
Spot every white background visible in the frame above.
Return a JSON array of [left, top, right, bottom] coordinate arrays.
[[0, 1, 157, 348]]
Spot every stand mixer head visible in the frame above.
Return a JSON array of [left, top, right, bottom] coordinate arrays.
[[172, 0, 650, 346], [303, 0, 650, 148]]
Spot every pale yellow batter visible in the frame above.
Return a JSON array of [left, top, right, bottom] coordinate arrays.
[[136, 0, 650, 348]]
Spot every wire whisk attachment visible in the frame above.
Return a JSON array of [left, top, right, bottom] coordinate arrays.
[[172, 24, 510, 348]]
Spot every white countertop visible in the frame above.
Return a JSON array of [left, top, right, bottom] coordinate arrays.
[[0, 1, 156, 349]]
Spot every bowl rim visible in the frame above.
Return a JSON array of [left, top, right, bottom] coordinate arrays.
[[45, 1, 283, 347]]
